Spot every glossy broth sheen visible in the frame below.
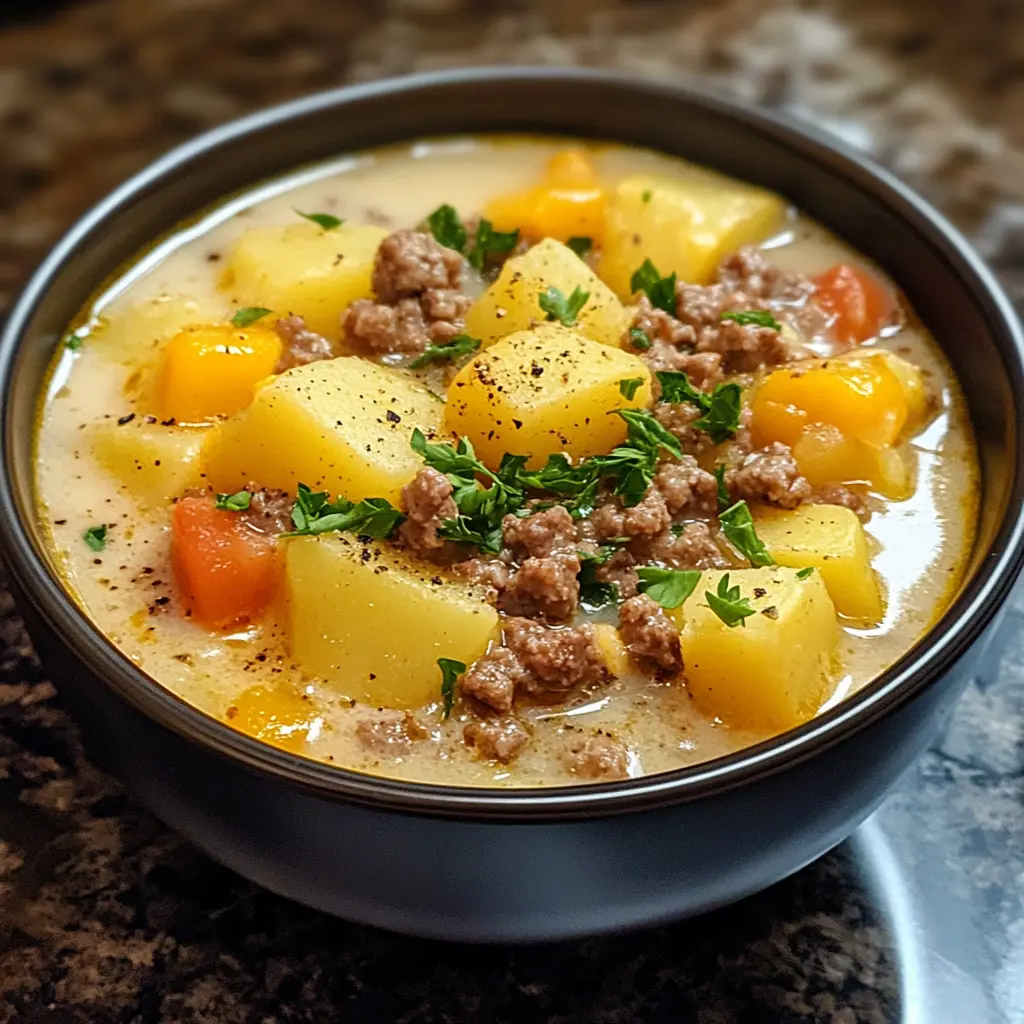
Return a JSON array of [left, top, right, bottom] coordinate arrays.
[[35, 137, 978, 787]]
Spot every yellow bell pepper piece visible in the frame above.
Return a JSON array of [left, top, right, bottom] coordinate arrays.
[[484, 148, 606, 243], [792, 423, 914, 501], [751, 353, 908, 450], [154, 323, 283, 423]]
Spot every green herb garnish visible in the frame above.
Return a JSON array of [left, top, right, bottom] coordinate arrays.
[[424, 206, 518, 267], [539, 285, 589, 327], [426, 204, 468, 253], [630, 259, 677, 316], [566, 236, 593, 258], [468, 218, 519, 269], [409, 333, 481, 370], [720, 310, 781, 331], [618, 377, 645, 400], [577, 547, 621, 609], [796, 566, 815, 580], [628, 327, 652, 351], [215, 490, 251, 511], [613, 408, 682, 460], [705, 573, 756, 628], [295, 209, 343, 230], [655, 371, 743, 444], [230, 307, 273, 328], [65, 331, 86, 351], [437, 658, 466, 720], [636, 567, 702, 609], [641, 189, 653, 203], [713, 465, 730, 512], [83, 525, 107, 552], [719, 500, 774, 567], [287, 483, 404, 539]]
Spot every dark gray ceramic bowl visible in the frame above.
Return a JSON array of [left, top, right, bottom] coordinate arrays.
[[1, 69, 1022, 942]]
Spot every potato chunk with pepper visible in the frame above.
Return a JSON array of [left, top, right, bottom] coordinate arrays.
[[680, 567, 839, 732], [286, 535, 500, 708], [464, 238, 629, 348], [223, 221, 388, 338], [203, 357, 445, 505], [445, 325, 652, 470], [600, 174, 786, 298]]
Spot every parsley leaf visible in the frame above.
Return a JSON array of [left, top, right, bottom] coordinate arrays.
[[630, 259, 677, 316], [577, 547, 620, 609], [796, 566, 815, 580], [720, 310, 781, 331], [713, 465, 730, 512], [539, 285, 589, 327], [628, 327, 652, 350], [437, 657, 466, 720], [705, 573, 756, 628], [231, 307, 273, 328], [618, 377, 644, 400], [614, 408, 683, 460], [641, 189, 653, 203], [84, 525, 107, 552], [286, 483, 404, 539], [636, 567, 702, 609], [409, 333, 481, 369], [437, 515, 502, 553], [426, 204, 468, 253], [655, 371, 743, 444], [467, 218, 519, 269], [566, 236, 592, 258], [295, 209, 343, 230], [215, 490, 251, 511], [656, 370, 708, 407], [65, 330, 86, 351], [719, 500, 774, 567]]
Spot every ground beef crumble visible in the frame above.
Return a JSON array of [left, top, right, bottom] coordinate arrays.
[[460, 646, 525, 714], [726, 442, 811, 509], [463, 717, 530, 763], [398, 467, 458, 555], [343, 230, 471, 356], [501, 506, 577, 559], [356, 712, 428, 755], [238, 486, 293, 535], [499, 553, 581, 622], [618, 594, 683, 676], [655, 458, 718, 517], [637, 521, 731, 570], [564, 734, 630, 780], [274, 315, 334, 372], [503, 618, 608, 703]]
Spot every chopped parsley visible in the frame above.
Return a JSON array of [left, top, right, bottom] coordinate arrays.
[[424, 206, 519, 268], [796, 566, 815, 580], [437, 657, 466, 720], [425, 204, 467, 253], [713, 465, 730, 512], [630, 259, 677, 316], [83, 525, 107, 552], [720, 310, 781, 331], [215, 490, 252, 511], [467, 218, 519, 269], [641, 189, 653, 203], [618, 377, 645, 400], [287, 483, 404, 539], [655, 371, 743, 444], [566, 236, 593, 258], [577, 547, 620, 609], [718, 500, 774, 567], [65, 330, 86, 351], [409, 333, 481, 369], [295, 209, 343, 230], [636, 567, 702, 609], [539, 285, 589, 327], [705, 573, 756, 628], [628, 326, 652, 351], [230, 307, 273, 328]]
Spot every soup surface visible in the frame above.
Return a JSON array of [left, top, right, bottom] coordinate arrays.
[[36, 136, 978, 787]]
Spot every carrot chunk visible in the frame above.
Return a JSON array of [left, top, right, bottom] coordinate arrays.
[[813, 263, 895, 344]]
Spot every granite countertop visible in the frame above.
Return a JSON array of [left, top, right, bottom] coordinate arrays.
[[1, 2, 1023, 1021]]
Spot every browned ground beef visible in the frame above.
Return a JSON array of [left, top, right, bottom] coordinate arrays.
[[629, 295, 696, 348], [618, 594, 683, 676], [463, 717, 531, 763], [461, 646, 525, 714], [726, 442, 811, 509], [637, 521, 731, 570], [274, 315, 334, 372], [356, 712, 428, 754], [237, 486, 293, 535], [397, 467, 458, 555], [501, 506, 577, 559], [343, 230, 471, 355], [653, 402, 715, 456], [452, 556, 511, 599], [718, 247, 816, 304], [587, 489, 672, 542], [694, 317, 790, 374], [503, 618, 608, 702], [564, 734, 629, 780], [499, 552, 581, 622], [595, 548, 640, 600], [812, 483, 873, 522], [655, 458, 718, 517]]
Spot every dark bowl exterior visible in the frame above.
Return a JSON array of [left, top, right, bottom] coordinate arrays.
[[1, 69, 1022, 942]]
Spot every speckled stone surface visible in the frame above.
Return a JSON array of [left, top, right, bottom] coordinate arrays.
[[1, 2, 1023, 1021]]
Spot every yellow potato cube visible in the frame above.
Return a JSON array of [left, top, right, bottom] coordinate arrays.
[[153, 323, 283, 423], [681, 567, 839, 731], [91, 420, 207, 507], [286, 535, 500, 708], [203, 357, 445, 505], [753, 504, 884, 622], [464, 238, 630, 348], [600, 174, 786, 297], [90, 293, 218, 365], [593, 623, 632, 679], [445, 325, 653, 470], [223, 221, 388, 338]]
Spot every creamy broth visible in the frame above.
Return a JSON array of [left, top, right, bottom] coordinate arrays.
[[35, 137, 977, 787]]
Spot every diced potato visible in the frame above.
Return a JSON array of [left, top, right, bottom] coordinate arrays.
[[485, 148, 606, 243], [600, 173, 786, 297], [90, 293, 218, 365], [792, 423, 914, 501], [91, 420, 207, 507], [223, 222, 388, 338], [750, 353, 908, 450], [286, 535, 500, 708], [203, 357, 445, 505], [464, 238, 630, 349], [753, 504, 884, 621], [153, 323, 283, 423], [445, 325, 653, 470], [593, 623, 631, 678], [680, 567, 839, 731]]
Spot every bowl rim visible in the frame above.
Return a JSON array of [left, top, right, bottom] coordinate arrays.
[[2, 66, 1022, 821]]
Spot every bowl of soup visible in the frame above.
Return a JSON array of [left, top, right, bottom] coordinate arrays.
[[1, 69, 1021, 941]]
